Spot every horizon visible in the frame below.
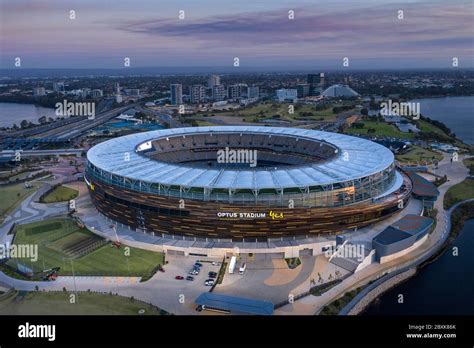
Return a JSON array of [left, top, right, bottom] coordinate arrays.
[[1, 0, 473, 70]]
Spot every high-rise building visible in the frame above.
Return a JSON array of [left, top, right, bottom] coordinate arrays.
[[212, 84, 226, 101], [296, 84, 311, 98], [247, 86, 259, 99], [307, 73, 325, 95], [276, 89, 298, 103], [33, 87, 46, 97], [115, 82, 122, 103], [170, 84, 183, 105], [227, 83, 247, 100], [53, 82, 65, 93], [189, 85, 206, 103], [208, 75, 220, 88]]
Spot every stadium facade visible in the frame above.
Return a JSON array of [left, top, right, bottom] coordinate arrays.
[[85, 126, 411, 242]]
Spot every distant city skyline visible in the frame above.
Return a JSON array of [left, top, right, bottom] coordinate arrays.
[[0, 0, 473, 69]]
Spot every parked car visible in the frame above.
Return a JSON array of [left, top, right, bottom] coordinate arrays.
[[194, 262, 203, 267], [211, 261, 219, 266], [186, 276, 194, 281], [208, 272, 217, 278], [204, 279, 215, 286], [175, 276, 184, 280]]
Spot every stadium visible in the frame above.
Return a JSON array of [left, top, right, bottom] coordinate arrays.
[[85, 126, 412, 241]]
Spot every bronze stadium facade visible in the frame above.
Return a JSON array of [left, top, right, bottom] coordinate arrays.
[[85, 126, 411, 241]]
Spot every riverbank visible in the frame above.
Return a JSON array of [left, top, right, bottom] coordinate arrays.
[[345, 200, 474, 315]]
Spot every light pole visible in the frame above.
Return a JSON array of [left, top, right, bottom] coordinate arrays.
[[70, 259, 79, 304]]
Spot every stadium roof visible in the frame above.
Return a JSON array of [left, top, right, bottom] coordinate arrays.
[[87, 126, 394, 191], [195, 292, 274, 315]]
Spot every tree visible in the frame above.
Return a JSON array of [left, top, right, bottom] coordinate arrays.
[[20, 119, 29, 129], [38, 115, 47, 124]]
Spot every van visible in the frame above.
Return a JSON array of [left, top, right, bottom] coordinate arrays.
[[239, 263, 247, 275]]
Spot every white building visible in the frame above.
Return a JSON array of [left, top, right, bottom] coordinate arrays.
[[276, 89, 298, 103], [33, 87, 46, 97], [247, 86, 259, 99], [208, 75, 220, 88], [91, 89, 103, 98], [189, 85, 206, 103], [227, 83, 247, 100], [53, 82, 65, 93], [212, 84, 226, 101]]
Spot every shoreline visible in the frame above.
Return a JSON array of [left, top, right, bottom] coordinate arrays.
[[342, 200, 474, 316]]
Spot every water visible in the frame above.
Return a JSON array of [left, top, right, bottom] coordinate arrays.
[[364, 219, 474, 315], [412, 96, 474, 145], [0, 102, 58, 128]]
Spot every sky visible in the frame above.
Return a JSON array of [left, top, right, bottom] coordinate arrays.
[[0, 0, 473, 70]]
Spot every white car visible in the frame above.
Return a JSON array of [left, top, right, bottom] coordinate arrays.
[[204, 279, 215, 286]]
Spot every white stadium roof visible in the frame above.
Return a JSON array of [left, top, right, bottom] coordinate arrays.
[[86, 126, 394, 191]]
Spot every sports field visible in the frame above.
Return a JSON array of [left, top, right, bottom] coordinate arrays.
[[7, 219, 165, 278], [0, 290, 168, 315]]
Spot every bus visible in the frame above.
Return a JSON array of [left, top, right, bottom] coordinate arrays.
[[228, 256, 237, 274]]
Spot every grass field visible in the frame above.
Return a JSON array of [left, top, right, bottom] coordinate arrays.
[[443, 178, 474, 209], [207, 102, 341, 122], [7, 219, 165, 278], [0, 290, 168, 315], [41, 185, 79, 203], [396, 145, 443, 163], [345, 120, 415, 139], [0, 182, 39, 222]]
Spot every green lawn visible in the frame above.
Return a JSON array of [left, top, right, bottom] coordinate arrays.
[[7, 219, 165, 278], [0, 182, 39, 222], [0, 290, 168, 315], [41, 185, 79, 203], [346, 120, 415, 139], [209, 102, 341, 122], [396, 145, 443, 163], [444, 178, 474, 209]]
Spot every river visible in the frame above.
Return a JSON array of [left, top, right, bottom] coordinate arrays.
[[0, 102, 58, 128], [412, 96, 474, 145]]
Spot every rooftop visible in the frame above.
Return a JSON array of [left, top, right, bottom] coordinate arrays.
[[86, 126, 394, 191]]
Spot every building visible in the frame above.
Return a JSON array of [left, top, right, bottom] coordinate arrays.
[[114, 82, 122, 103], [372, 215, 433, 263], [276, 89, 298, 103], [80, 88, 91, 99], [53, 82, 65, 93], [307, 73, 325, 95], [33, 87, 46, 97], [125, 89, 140, 97], [170, 84, 183, 105], [208, 75, 220, 88], [321, 84, 359, 98], [247, 86, 259, 99], [195, 293, 274, 315], [189, 85, 206, 103], [85, 126, 411, 242], [91, 89, 103, 98], [227, 83, 247, 100], [212, 84, 226, 101], [296, 84, 311, 98]]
